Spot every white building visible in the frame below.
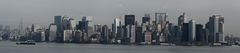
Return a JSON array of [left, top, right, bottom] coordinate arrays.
[[49, 24, 57, 42], [69, 18, 76, 30], [113, 17, 121, 33], [126, 25, 135, 43], [63, 30, 73, 42]]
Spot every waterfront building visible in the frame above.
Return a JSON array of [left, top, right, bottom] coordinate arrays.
[[54, 16, 64, 42], [49, 23, 57, 42], [144, 31, 152, 44], [206, 15, 224, 43], [73, 30, 83, 43], [63, 30, 73, 42]]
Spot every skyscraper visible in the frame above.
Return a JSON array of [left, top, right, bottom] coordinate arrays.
[[94, 24, 102, 33], [135, 26, 142, 44], [178, 13, 188, 27], [54, 16, 63, 42], [218, 16, 225, 43], [155, 13, 167, 24], [113, 17, 121, 33], [69, 18, 76, 30], [155, 13, 168, 43], [101, 25, 109, 44], [82, 16, 94, 39], [124, 15, 135, 26], [188, 20, 196, 43], [142, 14, 150, 24], [124, 25, 136, 44], [49, 23, 57, 42], [177, 13, 187, 44], [206, 15, 224, 43], [195, 24, 203, 42], [62, 16, 70, 30], [182, 23, 189, 42]]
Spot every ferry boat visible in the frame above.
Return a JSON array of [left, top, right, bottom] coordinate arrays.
[[16, 40, 36, 45]]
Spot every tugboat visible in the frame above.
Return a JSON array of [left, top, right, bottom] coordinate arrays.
[[16, 40, 36, 45]]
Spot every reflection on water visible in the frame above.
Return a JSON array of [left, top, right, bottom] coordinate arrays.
[[0, 41, 239, 53]]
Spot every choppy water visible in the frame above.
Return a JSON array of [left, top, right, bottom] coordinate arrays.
[[0, 41, 239, 53]]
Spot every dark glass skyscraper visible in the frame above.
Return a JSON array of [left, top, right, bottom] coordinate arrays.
[[196, 24, 203, 42], [124, 15, 135, 26], [182, 23, 189, 42], [101, 25, 109, 44], [142, 14, 150, 24], [54, 16, 63, 42]]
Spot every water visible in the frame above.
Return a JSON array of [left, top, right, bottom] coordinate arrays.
[[0, 41, 240, 53]]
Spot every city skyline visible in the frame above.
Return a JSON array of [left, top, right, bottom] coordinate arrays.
[[0, 0, 239, 36]]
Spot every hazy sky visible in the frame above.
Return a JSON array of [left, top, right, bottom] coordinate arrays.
[[0, 0, 240, 36]]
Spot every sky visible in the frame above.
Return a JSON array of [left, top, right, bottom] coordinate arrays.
[[0, 0, 240, 36]]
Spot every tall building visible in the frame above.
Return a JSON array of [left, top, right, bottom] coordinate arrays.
[[195, 24, 203, 42], [113, 17, 121, 33], [178, 13, 188, 27], [155, 13, 167, 24], [31, 24, 40, 32], [135, 26, 143, 44], [124, 15, 135, 26], [82, 16, 94, 28], [82, 16, 94, 39], [62, 16, 70, 30], [206, 15, 224, 43], [218, 16, 225, 42], [129, 25, 136, 44], [54, 16, 63, 42], [41, 32, 45, 41], [77, 21, 85, 31], [73, 30, 83, 42], [144, 31, 152, 44], [116, 26, 124, 43], [49, 23, 57, 42], [142, 14, 150, 24], [155, 13, 168, 43], [101, 25, 109, 44], [202, 29, 209, 44], [54, 16, 63, 32], [177, 13, 187, 44], [172, 26, 180, 43], [123, 25, 136, 44], [94, 24, 102, 32], [69, 18, 76, 30], [188, 20, 196, 43], [182, 23, 189, 42]]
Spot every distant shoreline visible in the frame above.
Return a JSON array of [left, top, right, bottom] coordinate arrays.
[[1, 40, 238, 47]]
